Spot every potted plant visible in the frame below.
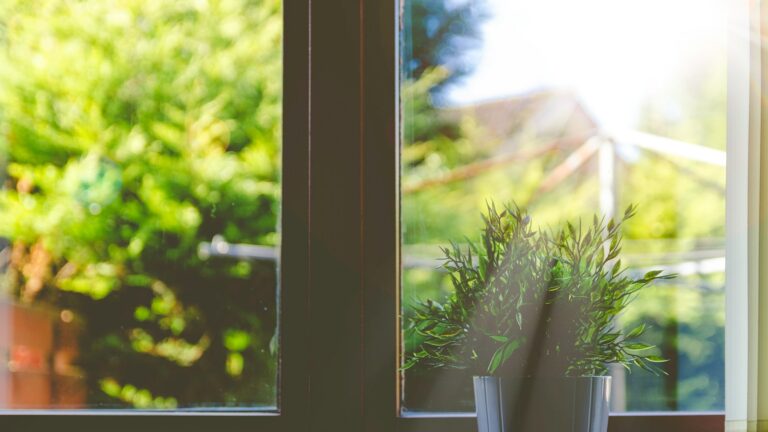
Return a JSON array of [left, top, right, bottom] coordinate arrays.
[[404, 203, 672, 432]]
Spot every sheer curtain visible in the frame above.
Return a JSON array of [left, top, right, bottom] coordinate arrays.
[[725, 1, 768, 430]]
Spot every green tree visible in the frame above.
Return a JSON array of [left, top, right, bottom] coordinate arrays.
[[402, 0, 488, 100], [0, 0, 281, 407], [616, 54, 727, 411]]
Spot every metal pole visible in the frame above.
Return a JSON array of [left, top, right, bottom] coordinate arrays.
[[599, 136, 628, 412]]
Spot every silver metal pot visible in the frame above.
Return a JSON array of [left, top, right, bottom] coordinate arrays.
[[473, 376, 611, 432]]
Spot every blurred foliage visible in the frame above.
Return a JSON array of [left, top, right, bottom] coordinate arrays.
[[400, 8, 726, 411], [619, 277, 725, 411], [617, 61, 726, 410], [401, 0, 488, 101], [0, 0, 281, 407]]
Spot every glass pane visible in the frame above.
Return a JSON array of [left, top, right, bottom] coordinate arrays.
[[400, 0, 726, 413], [0, 0, 282, 409]]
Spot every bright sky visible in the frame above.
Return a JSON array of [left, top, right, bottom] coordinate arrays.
[[446, 0, 728, 130]]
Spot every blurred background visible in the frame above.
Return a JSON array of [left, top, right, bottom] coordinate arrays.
[[0, 0, 282, 409], [400, 0, 726, 413]]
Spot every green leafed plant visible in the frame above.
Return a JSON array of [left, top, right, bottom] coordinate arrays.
[[404, 202, 673, 377]]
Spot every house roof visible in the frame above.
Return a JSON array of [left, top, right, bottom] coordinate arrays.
[[441, 89, 599, 154]]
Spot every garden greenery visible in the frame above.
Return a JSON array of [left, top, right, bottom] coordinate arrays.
[[0, 0, 281, 407], [404, 203, 673, 377]]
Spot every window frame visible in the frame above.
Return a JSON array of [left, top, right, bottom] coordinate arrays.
[[0, 0, 755, 429], [0, 1, 311, 430]]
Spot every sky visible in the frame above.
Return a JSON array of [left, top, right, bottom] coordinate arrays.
[[445, 0, 728, 131]]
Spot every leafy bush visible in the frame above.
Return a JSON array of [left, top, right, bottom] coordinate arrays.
[[405, 203, 672, 377], [0, 0, 281, 407]]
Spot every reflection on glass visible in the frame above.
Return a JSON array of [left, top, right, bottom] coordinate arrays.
[[400, 0, 726, 413], [0, 0, 282, 409]]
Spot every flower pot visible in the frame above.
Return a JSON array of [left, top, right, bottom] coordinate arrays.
[[473, 375, 611, 432], [0, 301, 85, 408]]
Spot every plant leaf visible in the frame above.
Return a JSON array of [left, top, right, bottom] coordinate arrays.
[[487, 340, 521, 374], [624, 342, 654, 351], [625, 323, 646, 339]]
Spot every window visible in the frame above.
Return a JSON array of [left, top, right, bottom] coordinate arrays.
[[0, 0, 760, 430], [400, 0, 726, 415], [1, 0, 283, 410], [0, 0, 310, 429]]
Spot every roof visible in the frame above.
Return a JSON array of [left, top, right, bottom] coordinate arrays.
[[440, 90, 599, 155]]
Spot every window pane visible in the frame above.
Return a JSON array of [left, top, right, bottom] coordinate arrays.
[[0, 0, 282, 409], [400, 0, 726, 413]]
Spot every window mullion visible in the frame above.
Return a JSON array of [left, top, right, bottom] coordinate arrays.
[[279, 0, 311, 429], [362, 0, 400, 430], [307, 1, 365, 432]]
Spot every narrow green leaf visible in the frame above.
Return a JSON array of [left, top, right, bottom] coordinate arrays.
[[643, 270, 663, 279], [624, 342, 654, 351], [487, 340, 521, 374], [625, 323, 646, 339]]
